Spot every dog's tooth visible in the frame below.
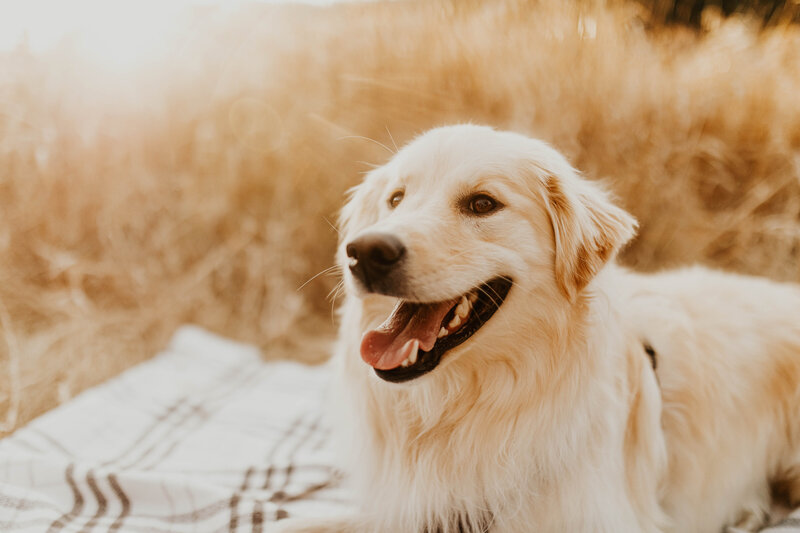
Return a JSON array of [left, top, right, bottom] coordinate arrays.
[[456, 296, 470, 319], [468, 292, 478, 304], [400, 340, 418, 368], [448, 314, 462, 329], [438, 327, 448, 338]]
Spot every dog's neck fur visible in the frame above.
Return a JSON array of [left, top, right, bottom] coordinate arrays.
[[331, 266, 666, 533]]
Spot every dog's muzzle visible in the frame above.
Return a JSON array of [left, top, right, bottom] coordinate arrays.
[[345, 232, 406, 295]]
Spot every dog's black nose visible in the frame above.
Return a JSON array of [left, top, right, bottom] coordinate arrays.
[[346, 233, 406, 288]]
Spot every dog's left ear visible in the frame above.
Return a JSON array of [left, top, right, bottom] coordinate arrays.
[[543, 174, 637, 301]]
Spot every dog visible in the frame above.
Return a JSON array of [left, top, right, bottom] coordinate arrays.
[[271, 125, 800, 533]]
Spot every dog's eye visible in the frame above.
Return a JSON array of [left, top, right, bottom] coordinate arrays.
[[468, 194, 498, 215], [389, 190, 404, 208]]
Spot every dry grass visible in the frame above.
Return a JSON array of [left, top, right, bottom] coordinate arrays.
[[1, 0, 799, 435]]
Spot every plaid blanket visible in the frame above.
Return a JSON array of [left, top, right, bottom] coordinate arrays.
[[0, 326, 353, 532], [0, 326, 797, 532], [758, 514, 800, 533]]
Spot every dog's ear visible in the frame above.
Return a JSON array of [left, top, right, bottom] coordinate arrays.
[[543, 174, 637, 301], [338, 184, 366, 243], [338, 172, 387, 245]]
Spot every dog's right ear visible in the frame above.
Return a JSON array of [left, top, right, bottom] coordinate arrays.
[[542, 173, 637, 301], [338, 173, 387, 245]]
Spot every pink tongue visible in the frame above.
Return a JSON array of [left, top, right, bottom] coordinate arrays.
[[360, 299, 456, 370]]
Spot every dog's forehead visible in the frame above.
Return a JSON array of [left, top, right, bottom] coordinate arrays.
[[385, 125, 555, 190], [399, 127, 508, 176]]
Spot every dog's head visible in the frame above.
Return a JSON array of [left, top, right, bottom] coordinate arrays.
[[339, 125, 636, 383]]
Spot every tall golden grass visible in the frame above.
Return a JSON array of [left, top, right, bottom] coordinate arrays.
[[1, 0, 799, 434]]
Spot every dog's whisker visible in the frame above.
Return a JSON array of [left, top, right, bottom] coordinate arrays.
[[476, 285, 515, 332], [480, 283, 517, 328], [322, 216, 340, 235], [328, 281, 345, 324], [338, 135, 395, 155], [476, 286, 503, 310], [326, 280, 345, 301], [445, 249, 478, 261], [385, 125, 399, 153], [297, 265, 341, 292]]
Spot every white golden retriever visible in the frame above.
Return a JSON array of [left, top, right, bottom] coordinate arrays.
[[273, 125, 800, 533]]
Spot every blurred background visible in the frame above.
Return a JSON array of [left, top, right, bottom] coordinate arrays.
[[1, 0, 799, 435]]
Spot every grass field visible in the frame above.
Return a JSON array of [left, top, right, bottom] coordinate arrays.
[[1, 0, 799, 434]]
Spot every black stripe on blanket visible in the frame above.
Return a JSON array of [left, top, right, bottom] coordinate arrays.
[[77, 470, 107, 533], [44, 360, 256, 533], [107, 473, 131, 532], [46, 464, 84, 533], [262, 416, 306, 491]]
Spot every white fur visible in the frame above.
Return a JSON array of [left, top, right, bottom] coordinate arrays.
[[270, 125, 800, 533]]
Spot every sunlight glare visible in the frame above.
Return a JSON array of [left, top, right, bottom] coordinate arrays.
[[0, 1, 213, 70]]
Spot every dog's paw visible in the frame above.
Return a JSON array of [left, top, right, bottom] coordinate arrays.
[[725, 505, 769, 533]]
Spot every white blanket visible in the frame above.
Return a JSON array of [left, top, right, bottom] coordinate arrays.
[[0, 326, 797, 532], [0, 326, 352, 532]]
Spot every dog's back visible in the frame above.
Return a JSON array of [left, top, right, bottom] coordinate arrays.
[[617, 266, 800, 531]]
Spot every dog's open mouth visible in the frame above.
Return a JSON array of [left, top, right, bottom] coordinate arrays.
[[359, 277, 512, 383]]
